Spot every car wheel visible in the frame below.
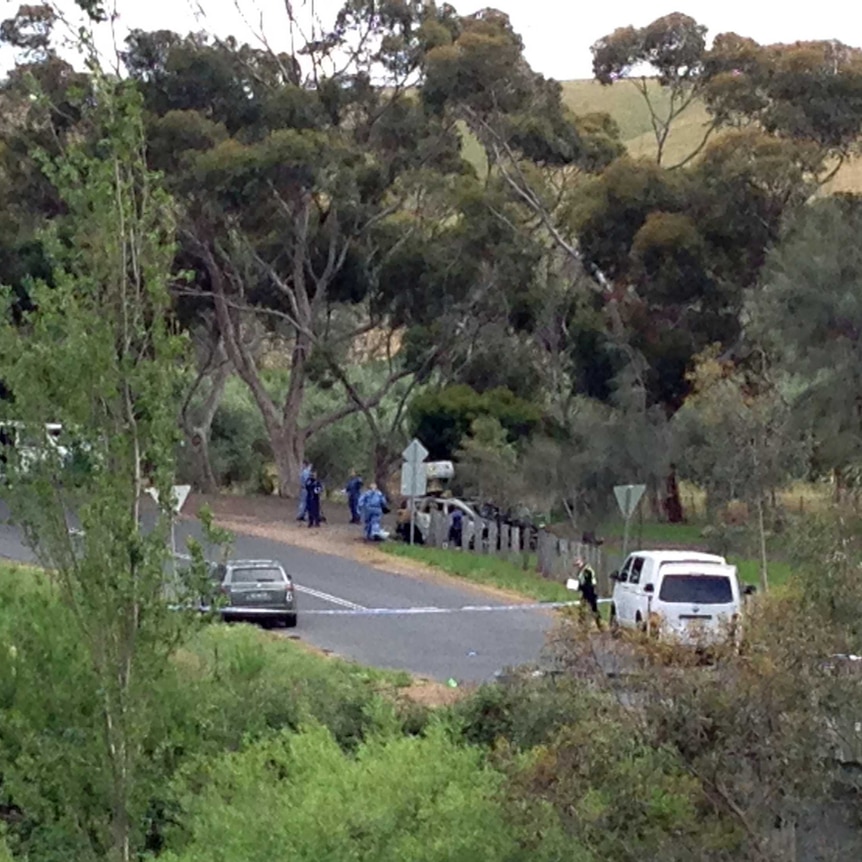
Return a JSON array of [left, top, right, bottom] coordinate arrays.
[[283, 614, 298, 628], [609, 605, 620, 635], [636, 613, 646, 633]]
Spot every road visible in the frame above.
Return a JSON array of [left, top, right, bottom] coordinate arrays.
[[0, 502, 558, 683]]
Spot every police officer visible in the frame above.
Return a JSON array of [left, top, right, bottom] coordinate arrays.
[[574, 557, 602, 630], [345, 469, 363, 524], [306, 471, 324, 528], [358, 482, 387, 541], [296, 461, 312, 521]]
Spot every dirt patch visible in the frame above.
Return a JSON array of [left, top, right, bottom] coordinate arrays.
[[184, 492, 538, 605], [397, 678, 473, 707]]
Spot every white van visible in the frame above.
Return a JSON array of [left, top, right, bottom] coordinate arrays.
[[609, 550, 755, 643]]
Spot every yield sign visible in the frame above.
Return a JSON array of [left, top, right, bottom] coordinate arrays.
[[614, 484, 646, 520], [145, 484, 192, 515], [402, 438, 429, 465]]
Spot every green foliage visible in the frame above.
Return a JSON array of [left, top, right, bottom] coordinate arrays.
[[160, 723, 529, 862], [0, 565, 420, 859], [750, 195, 862, 475], [208, 378, 271, 489], [673, 349, 809, 512], [0, 568, 109, 861], [515, 718, 733, 861], [0, 75, 204, 861], [409, 384, 542, 460], [451, 674, 591, 750]]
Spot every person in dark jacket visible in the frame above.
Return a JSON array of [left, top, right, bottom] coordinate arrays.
[[345, 469, 363, 524], [574, 557, 602, 630], [306, 471, 324, 528], [448, 508, 463, 548]]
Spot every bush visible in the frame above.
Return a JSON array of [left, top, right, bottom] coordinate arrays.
[[209, 379, 271, 489], [160, 723, 544, 862]]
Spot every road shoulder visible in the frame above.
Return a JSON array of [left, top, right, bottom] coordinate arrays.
[[186, 492, 538, 606]]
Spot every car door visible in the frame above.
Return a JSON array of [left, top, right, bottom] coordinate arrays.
[[613, 555, 634, 624], [626, 556, 648, 624]]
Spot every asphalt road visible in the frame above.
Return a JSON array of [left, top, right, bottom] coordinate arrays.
[[0, 502, 558, 683]]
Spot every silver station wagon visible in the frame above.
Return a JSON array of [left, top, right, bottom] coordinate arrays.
[[210, 559, 298, 628]]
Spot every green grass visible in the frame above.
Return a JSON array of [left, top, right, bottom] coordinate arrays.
[[600, 517, 708, 547], [380, 544, 573, 603], [381, 516, 799, 600], [729, 557, 794, 590]]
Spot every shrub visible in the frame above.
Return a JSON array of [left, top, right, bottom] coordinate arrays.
[[208, 380, 270, 489], [160, 723, 544, 862]]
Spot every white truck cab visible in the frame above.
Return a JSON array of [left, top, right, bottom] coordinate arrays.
[[610, 550, 755, 643]]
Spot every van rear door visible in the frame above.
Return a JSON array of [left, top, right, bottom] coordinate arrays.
[[655, 563, 739, 639]]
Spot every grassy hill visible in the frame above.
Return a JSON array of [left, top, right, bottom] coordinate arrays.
[[559, 79, 861, 194]]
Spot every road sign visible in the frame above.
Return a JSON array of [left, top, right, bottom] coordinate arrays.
[[402, 439, 429, 545], [402, 438, 429, 464], [145, 484, 192, 515], [400, 461, 427, 497], [614, 483, 646, 562], [614, 484, 646, 519]]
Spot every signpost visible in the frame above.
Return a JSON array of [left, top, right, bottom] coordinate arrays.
[[401, 439, 428, 545], [613, 483, 646, 562], [146, 484, 192, 560]]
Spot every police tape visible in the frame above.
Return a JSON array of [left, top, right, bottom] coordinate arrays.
[[170, 552, 612, 617], [299, 598, 614, 617]]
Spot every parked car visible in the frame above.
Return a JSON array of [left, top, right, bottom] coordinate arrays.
[[209, 559, 297, 628], [608, 549, 755, 644]]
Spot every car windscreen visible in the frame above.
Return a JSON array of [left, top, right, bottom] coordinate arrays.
[[658, 574, 733, 604], [229, 567, 285, 584]]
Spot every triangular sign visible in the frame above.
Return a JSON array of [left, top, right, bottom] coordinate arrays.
[[171, 484, 192, 514], [145, 484, 191, 515], [614, 484, 646, 520]]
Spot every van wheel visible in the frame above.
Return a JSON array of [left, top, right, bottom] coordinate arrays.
[[609, 605, 620, 636], [636, 613, 647, 634]]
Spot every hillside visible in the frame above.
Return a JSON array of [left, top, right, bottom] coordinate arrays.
[[560, 79, 861, 194]]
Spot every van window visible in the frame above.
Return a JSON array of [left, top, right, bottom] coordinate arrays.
[[659, 575, 733, 605], [629, 557, 645, 584], [617, 557, 632, 583]]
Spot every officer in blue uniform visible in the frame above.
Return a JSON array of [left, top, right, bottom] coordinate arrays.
[[358, 483, 387, 541]]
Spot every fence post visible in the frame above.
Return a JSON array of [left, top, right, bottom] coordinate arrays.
[[536, 530, 550, 577], [509, 525, 520, 563], [487, 520, 498, 556], [463, 516, 475, 552]]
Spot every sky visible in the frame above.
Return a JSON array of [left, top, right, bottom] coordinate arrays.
[[19, 0, 862, 80]]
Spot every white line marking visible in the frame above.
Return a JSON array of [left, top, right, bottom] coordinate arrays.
[[295, 584, 366, 610], [172, 553, 366, 610]]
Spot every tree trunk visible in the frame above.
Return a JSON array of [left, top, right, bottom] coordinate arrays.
[[182, 359, 230, 494], [271, 427, 306, 498], [373, 442, 399, 497], [188, 427, 219, 494], [756, 493, 769, 593]]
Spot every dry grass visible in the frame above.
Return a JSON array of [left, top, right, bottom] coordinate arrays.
[[559, 78, 861, 191]]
